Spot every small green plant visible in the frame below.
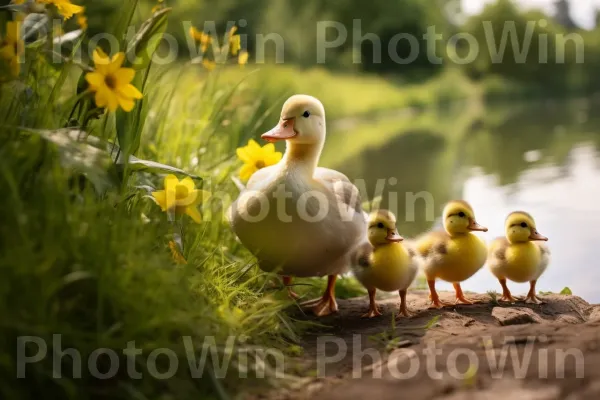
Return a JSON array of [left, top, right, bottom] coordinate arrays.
[[560, 287, 573, 295], [423, 315, 441, 330], [487, 290, 499, 305]]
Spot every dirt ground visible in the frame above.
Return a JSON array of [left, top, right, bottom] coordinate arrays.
[[258, 291, 600, 400]]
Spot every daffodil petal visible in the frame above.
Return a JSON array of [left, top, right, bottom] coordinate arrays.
[[85, 71, 104, 88], [247, 139, 260, 151], [117, 95, 135, 112], [265, 151, 282, 165], [236, 147, 253, 164], [94, 88, 108, 108], [151, 190, 167, 211], [185, 206, 202, 223], [113, 68, 135, 85], [106, 91, 119, 112], [108, 52, 125, 73], [179, 177, 196, 191], [164, 174, 179, 190], [119, 84, 143, 99], [240, 164, 257, 182]]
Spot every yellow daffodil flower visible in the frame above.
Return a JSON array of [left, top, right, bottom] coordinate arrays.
[[202, 59, 216, 71], [168, 240, 187, 264], [238, 50, 249, 66], [151, 175, 211, 223], [229, 33, 241, 56], [190, 26, 211, 52], [39, 0, 84, 20], [85, 49, 143, 112], [77, 13, 87, 30], [0, 21, 23, 77], [236, 139, 282, 182]]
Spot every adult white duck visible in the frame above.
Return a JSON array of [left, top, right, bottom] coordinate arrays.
[[229, 95, 367, 316]]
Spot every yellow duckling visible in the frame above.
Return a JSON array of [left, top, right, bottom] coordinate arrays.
[[488, 211, 549, 304], [229, 95, 367, 316], [415, 200, 488, 308], [351, 210, 419, 318]]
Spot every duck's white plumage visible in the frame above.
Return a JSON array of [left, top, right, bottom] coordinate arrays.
[[229, 95, 366, 277]]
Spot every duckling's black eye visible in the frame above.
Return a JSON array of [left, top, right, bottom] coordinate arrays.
[[520, 222, 528, 228], [377, 222, 385, 229], [302, 110, 310, 118], [458, 212, 466, 218]]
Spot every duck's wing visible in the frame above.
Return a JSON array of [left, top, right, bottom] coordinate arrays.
[[535, 242, 551, 271], [314, 167, 363, 214], [415, 230, 450, 259], [488, 237, 509, 263]]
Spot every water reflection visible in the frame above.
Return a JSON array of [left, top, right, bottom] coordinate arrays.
[[323, 100, 600, 302]]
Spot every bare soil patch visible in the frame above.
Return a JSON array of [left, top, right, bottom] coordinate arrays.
[[256, 291, 600, 400]]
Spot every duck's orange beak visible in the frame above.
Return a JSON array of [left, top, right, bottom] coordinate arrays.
[[261, 118, 297, 142], [529, 230, 548, 241], [386, 229, 403, 242], [467, 219, 488, 232]]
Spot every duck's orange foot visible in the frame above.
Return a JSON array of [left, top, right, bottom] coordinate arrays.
[[499, 294, 519, 303], [525, 293, 544, 304], [396, 307, 415, 319], [428, 297, 452, 309], [310, 296, 339, 317], [362, 306, 383, 318]]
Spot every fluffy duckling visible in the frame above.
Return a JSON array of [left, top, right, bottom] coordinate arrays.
[[351, 210, 419, 318], [488, 211, 549, 304], [415, 200, 488, 308], [229, 95, 367, 316]]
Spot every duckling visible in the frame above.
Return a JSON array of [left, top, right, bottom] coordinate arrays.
[[351, 210, 419, 318], [415, 200, 488, 308], [488, 211, 549, 304], [228, 95, 367, 316]]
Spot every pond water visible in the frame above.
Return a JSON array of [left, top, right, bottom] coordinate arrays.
[[322, 99, 600, 303]]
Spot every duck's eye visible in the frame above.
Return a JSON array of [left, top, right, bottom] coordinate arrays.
[[302, 110, 310, 118], [377, 222, 385, 229], [520, 222, 528, 228], [458, 212, 466, 218]]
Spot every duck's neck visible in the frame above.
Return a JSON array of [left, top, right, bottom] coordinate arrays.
[[282, 140, 324, 177]]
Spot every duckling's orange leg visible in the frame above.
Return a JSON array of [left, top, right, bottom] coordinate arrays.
[[453, 283, 480, 305], [428, 280, 452, 309], [362, 288, 382, 318], [282, 276, 299, 300], [309, 275, 339, 317], [396, 289, 415, 319], [498, 279, 519, 303], [525, 280, 545, 304]]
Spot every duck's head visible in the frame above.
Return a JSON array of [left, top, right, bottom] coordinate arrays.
[[261, 95, 326, 146], [505, 211, 548, 243], [368, 210, 403, 246], [443, 200, 488, 235]]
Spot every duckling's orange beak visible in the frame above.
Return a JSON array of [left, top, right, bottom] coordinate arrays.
[[529, 230, 548, 241], [261, 118, 297, 142], [467, 219, 488, 232], [386, 229, 403, 242]]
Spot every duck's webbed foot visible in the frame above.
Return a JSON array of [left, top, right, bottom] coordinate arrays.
[[525, 280, 545, 304], [300, 275, 339, 316], [453, 283, 480, 305], [428, 280, 452, 309], [362, 288, 382, 318], [396, 289, 415, 319]]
